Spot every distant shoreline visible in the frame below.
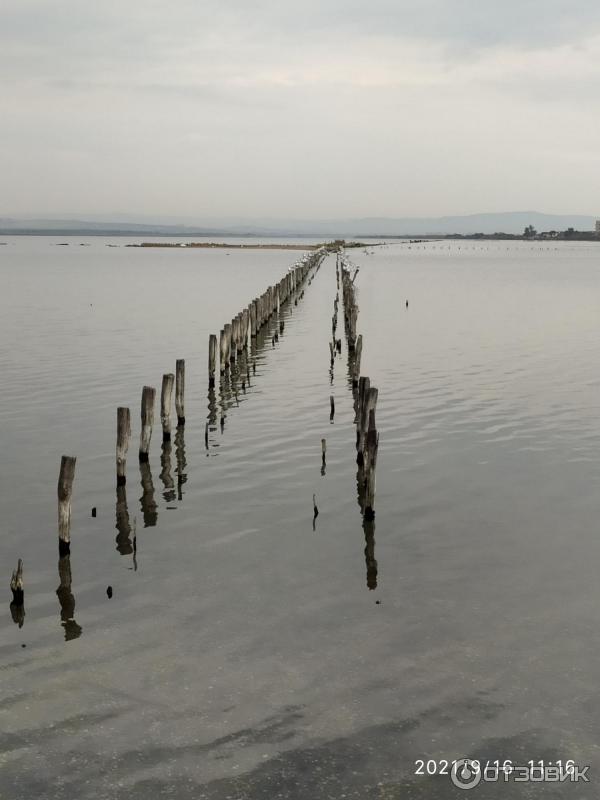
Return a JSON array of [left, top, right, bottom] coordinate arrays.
[[127, 242, 321, 250]]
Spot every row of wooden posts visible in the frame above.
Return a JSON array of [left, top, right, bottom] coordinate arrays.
[[9, 249, 326, 618], [338, 254, 379, 522], [210, 252, 324, 385]]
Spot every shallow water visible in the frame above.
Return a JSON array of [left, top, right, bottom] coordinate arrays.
[[1, 237, 600, 798]]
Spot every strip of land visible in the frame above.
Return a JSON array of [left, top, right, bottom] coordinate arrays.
[[126, 240, 372, 251]]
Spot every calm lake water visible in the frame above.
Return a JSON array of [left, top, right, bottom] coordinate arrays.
[[2, 237, 600, 799]]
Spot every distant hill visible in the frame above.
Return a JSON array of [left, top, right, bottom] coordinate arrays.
[[0, 211, 596, 237]]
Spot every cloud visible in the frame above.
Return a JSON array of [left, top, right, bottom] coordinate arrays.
[[1, 1, 599, 217]]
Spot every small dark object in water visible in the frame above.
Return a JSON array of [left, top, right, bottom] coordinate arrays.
[[376, 600, 381, 605], [220, 416, 225, 431], [313, 493, 319, 519], [242, 380, 246, 391], [91, 507, 96, 517], [21, 643, 26, 648], [106, 586, 113, 599], [406, 300, 408, 308]]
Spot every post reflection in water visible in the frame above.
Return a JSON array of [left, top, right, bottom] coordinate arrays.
[[10, 601, 25, 628], [115, 484, 133, 555], [56, 555, 82, 641], [159, 439, 176, 503], [363, 517, 378, 591], [139, 459, 158, 527], [356, 442, 378, 592], [174, 424, 187, 499]]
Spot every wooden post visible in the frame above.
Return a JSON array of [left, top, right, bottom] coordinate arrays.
[[9, 558, 24, 627], [139, 386, 155, 462], [10, 559, 24, 606], [242, 308, 250, 349], [160, 373, 175, 441], [219, 329, 227, 373], [225, 323, 233, 364], [58, 455, 76, 556], [330, 395, 335, 421], [321, 438, 326, 464], [175, 359, 185, 426], [353, 335, 362, 388], [116, 407, 131, 486], [230, 316, 237, 355], [208, 334, 217, 388]]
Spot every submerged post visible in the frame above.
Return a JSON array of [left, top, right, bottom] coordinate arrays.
[[116, 406, 131, 486], [58, 455, 76, 555], [139, 386, 156, 462], [161, 373, 175, 441], [176, 359, 185, 426], [208, 335, 217, 388]]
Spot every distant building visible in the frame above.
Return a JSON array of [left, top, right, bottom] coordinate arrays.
[[596, 220, 600, 234]]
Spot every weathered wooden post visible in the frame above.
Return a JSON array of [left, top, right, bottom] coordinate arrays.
[[175, 359, 185, 426], [209, 335, 217, 388], [330, 395, 335, 421], [160, 373, 175, 441], [358, 385, 378, 465], [58, 455, 76, 556], [116, 406, 131, 486], [353, 335, 362, 388], [225, 323, 232, 363], [10, 559, 24, 606], [242, 308, 250, 349], [9, 558, 24, 627], [139, 386, 155, 462], [219, 329, 228, 374], [225, 319, 236, 364], [321, 438, 326, 465]]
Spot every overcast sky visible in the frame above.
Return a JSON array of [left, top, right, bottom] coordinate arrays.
[[2, 0, 600, 220]]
